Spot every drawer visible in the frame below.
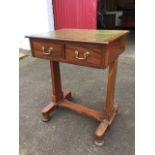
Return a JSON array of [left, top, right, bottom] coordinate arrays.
[[30, 39, 64, 60], [65, 45, 104, 67]]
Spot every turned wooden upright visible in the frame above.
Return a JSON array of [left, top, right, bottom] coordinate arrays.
[[26, 29, 128, 146]]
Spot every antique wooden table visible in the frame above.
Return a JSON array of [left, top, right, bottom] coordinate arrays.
[[26, 29, 128, 146]]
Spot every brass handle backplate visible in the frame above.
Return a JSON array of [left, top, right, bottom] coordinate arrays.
[[41, 46, 53, 56], [75, 50, 90, 60]]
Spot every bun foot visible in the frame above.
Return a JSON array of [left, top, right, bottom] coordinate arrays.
[[94, 139, 104, 146], [42, 116, 51, 122]]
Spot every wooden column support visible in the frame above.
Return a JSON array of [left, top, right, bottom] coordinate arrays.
[[105, 60, 118, 120], [94, 60, 118, 145], [50, 61, 63, 103], [41, 61, 72, 121]]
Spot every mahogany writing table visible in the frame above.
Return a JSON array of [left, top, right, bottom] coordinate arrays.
[[26, 29, 129, 146]]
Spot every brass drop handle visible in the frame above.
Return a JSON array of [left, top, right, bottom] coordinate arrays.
[[41, 46, 53, 56], [75, 50, 90, 60]]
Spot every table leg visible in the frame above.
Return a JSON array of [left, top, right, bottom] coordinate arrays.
[[105, 59, 118, 119], [42, 61, 64, 121], [95, 60, 118, 145], [50, 61, 72, 101], [50, 61, 63, 102]]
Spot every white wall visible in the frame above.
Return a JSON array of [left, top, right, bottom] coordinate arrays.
[[19, 0, 54, 50]]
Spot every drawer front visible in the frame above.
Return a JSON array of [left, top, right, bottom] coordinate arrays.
[[65, 45, 103, 67], [31, 39, 64, 59]]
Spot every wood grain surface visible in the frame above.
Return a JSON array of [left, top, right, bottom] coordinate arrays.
[[26, 29, 129, 45]]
